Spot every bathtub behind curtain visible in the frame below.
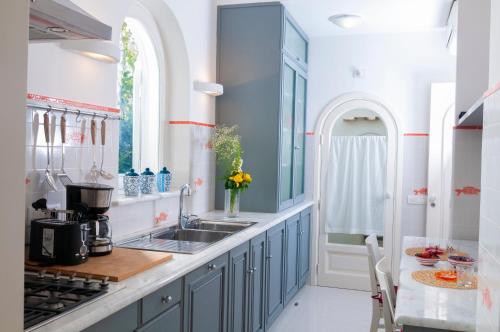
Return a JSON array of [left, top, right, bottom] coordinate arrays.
[[324, 136, 387, 236]]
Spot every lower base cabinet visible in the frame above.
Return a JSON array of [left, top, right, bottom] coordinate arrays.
[[137, 303, 182, 332], [82, 302, 139, 332], [80, 207, 312, 332], [184, 253, 229, 332]]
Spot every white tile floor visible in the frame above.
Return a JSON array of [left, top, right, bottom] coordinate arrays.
[[269, 286, 372, 332]]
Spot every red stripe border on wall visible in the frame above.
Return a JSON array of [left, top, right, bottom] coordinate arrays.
[[404, 133, 429, 137], [169, 120, 216, 128], [27, 93, 120, 113], [454, 125, 483, 130]]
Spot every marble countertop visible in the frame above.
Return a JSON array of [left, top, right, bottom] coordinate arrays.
[[29, 202, 313, 332], [395, 236, 478, 332]]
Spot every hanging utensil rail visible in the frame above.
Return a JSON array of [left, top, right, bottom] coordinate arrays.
[[27, 103, 121, 121]]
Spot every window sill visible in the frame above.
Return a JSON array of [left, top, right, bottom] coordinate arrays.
[[112, 191, 180, 207]]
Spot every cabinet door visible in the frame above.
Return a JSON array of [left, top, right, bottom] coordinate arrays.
[[137, 303, 182, 332], [83, 302, 139, 332], [299, 208, 312, 288], [228, 242, 250, 332], [293, 73, 306, 203], [283, 15, 308, 67], [265, 222, 286, 327], [184, 253, 229, 332], [279, 62, 296, 209], [248, 233, 266, 332], [284, 214, 300, 305]]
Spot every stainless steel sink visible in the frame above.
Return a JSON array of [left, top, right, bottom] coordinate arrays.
[[155, 229, 231, 242], [186, 220, 257, 233], [117, 220, 257, 254]]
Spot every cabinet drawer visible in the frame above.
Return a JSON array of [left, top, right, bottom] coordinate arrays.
[[137, 303, 182, 332], [142, 278, 182, 323], [83, 302, 139, 332], [284, 17, 308, 66]]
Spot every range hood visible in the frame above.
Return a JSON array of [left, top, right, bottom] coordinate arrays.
[[29, 0, 112, 41]]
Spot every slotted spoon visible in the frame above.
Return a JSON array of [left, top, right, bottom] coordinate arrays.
[[57, 113, 73, 186], [41, 112, 57, 192]]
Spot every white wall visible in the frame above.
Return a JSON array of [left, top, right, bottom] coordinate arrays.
[[305, 31, 456, 238], [26, 0, 217, 240], [0, 1, 29, 329]]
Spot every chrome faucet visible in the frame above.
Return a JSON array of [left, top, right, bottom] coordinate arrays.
[[178, 184, 192, 229]]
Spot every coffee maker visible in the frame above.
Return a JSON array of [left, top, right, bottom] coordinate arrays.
[[66, 183, 114, 256]]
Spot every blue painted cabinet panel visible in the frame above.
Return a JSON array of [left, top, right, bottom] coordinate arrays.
[[228, 242, 250, 332], [82, 302, 139, 332], [184, 253, 229, 332], [265, 221, 286, 327], [137, 303, 182, 332], [284, 214, 300, 305], [249, 233, 267, 332], [216, 3, 308, 213], [299, 207, 312, 288]]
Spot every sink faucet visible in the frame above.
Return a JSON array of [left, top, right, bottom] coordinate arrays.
[[179, 184, 192, 229]]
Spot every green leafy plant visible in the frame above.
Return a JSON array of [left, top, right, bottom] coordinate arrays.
[[118, 22, 138, 174]]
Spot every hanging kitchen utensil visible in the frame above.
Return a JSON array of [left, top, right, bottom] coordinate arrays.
[[30, 112, 40, 187], [86, 117, 100, 183], [41, 111, 57, 192], [99, 117, 114, 180], [79, 116, 87, 180], [50, 112, 57, 176], [57, 112, 73, 186]]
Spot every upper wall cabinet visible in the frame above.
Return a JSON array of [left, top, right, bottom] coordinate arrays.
[[216, 2, 309, 213]]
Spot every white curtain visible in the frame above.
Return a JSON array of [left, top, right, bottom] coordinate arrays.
[[324, 136, 387, 236]]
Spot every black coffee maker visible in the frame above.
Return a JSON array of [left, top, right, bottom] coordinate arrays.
[[66, 183, 114, 256]]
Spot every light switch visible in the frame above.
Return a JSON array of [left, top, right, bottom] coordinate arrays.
[[407, 195, 427, 205]]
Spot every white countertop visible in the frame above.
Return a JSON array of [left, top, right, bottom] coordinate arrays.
[[395, 236, 478, 332], [29, 202, 313, 332]]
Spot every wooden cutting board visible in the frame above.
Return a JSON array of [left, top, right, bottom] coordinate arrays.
[[26, 248, 173, 282]]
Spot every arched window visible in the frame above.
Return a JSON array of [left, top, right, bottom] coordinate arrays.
[[118, 10, 161, 174]]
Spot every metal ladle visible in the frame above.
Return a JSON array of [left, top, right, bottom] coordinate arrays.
[[99, 117, 114, 180]]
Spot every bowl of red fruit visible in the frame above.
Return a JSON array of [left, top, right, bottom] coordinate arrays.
[[448, 255, 475, 267], [415, 251, 440, 266]]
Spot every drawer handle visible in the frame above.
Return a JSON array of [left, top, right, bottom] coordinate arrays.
[[208, 264, 217, 271], [247, 267, 257, 274], [161, 295, 173, 304]]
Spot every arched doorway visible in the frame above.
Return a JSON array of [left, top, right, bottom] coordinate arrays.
[[311, 93, 403, 290]]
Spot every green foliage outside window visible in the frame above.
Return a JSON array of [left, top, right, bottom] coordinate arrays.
[[118, 22, 138, 174]]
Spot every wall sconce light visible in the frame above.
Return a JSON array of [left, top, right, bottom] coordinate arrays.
[[193, 81, 224, 96], [59, 40, 120, 64]]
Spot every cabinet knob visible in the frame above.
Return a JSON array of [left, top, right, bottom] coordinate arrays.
[[161, 295, 173, 304], [247, 268, 254, 274], [208, 264, 217, 271], [266, 255, 273, 260], [294, 146, 301, 150]]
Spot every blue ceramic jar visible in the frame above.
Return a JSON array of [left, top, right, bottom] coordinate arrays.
[[140, 168, 156, 194], [123, 169, 140, 196], [157, 167, 172, 192]]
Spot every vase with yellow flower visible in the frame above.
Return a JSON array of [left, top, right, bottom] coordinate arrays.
[[211, 125, 253, 218]]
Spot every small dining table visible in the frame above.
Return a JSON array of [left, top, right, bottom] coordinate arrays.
[[395, 236, 478, 332]]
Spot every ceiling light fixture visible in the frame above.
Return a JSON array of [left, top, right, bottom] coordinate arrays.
[[59, 40, 120, 63], [193, 81, 224, 96], [328, 14, 363, 29]]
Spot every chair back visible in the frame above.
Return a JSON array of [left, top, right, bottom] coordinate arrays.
[[376, 257, 397, 331], [365, 234, 382, 296]]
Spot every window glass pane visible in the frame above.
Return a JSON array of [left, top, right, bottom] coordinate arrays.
[[294, 75, 306, 197], [118, 22, 138, 174], [285, 20, 307, 63]]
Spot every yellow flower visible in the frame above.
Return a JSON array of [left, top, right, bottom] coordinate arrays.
[[233, 173, 243, 183], [244, 173, 252, 183]]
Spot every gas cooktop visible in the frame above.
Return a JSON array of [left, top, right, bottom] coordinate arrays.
[[24, 271, 124, 330]]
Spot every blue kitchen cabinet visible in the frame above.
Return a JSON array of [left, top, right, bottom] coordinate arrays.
[[216, 2, 309, 213], [183, 253, 229, 332], [82, 302, 139, 332], [284, 213, 300, 305], [228, 242, 251, 332], [298, 207, 312, 288], [249, 232, 267, 332], [136, 303, 182, 332], [265, 221, 286, 327]]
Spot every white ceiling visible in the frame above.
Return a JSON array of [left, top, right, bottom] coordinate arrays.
[[217, 0, 455, 37]]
